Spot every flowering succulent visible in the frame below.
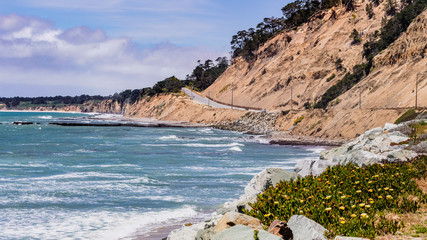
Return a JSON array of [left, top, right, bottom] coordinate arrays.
[[246, 155, 427, 239]]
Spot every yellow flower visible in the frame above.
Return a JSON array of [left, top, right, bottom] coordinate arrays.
[[368, 189, 373, 193], [351, 214, 357, 218], [341, 195, 346, 199], [386, 195, 393, 199], [326, 196, 332, 200], [264, 213, 272, 217], [369, 200, 374, 204], [377, 188, 382, 191], [351, 205, 356, 208], [384, 187, 389, 191], [340, 220, 346, 224], [356, 190, 362, 193], [361, 213, 368, 219], [359, 203, 365, 207], [300, 200, 305, 203], [365, 205, 371, 208], [368, 181, 373, 184], [339, 206, 345, 210], [325, 207, 332, 211], [389, 189, 394, 192], [374, 175, 379, 178], [354, 181, 360, 184], [274, 201, 279, 205], [378, 196, 383, 199]]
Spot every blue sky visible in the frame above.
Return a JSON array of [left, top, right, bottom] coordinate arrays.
[[0, 0, 288, 97]]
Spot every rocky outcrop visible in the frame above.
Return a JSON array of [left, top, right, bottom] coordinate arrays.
[[211, 225, 283, 240], [295, 122, 423, 177], [287, 215, 328, 240]]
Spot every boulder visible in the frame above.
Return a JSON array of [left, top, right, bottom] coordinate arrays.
[[287, 215, 327, 240], [214, 212, 263, 234], [267, 220, 293, 240], [195, 220, 216, 240], [243, 168, 299, 200], [334, 237, 369, 240], [296, 122, 420, 177], [167, 221, 206, 240], [168, 215, 222, 240], [220, 169, 298, 213], [211, 225, 283, 240]]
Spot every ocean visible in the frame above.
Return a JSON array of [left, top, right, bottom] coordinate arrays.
[[0, 111, 323, 240]]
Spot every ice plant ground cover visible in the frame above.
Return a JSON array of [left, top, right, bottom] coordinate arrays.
[[246, 155, 427, 238]]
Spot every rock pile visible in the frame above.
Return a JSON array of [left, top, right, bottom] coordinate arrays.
[[214, 112, 279, 135], [295, 121, 425, 177]]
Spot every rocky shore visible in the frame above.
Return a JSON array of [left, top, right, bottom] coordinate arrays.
[[166, 117, 427, 240]]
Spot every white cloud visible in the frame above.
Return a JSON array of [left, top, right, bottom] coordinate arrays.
[[0, 14, 226, 97]]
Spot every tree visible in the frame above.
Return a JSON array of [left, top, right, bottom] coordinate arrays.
[[366, 3, 374, 19], [350, 29, 362, 44]]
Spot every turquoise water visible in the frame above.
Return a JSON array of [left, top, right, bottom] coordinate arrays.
[[0, 111, 323, 240]]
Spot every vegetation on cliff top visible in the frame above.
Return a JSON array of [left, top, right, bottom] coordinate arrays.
[[245, 156, 427, 238], [231, 0, 358, 61]]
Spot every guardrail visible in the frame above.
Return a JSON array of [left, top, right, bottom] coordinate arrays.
[[205, 96, 263, 111]]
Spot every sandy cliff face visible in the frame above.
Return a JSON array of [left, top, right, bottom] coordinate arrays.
[[123, 5, 426, 140], [205, 2, 387, 110], [334, 10, 427, 110], [126, 94, 247, 124]]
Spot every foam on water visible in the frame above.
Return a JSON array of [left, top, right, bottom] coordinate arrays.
[[0, 111, 323, 239], [0, 206, 198, 240]]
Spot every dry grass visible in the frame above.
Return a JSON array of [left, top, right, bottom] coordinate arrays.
[[376, 178, 427, 240]]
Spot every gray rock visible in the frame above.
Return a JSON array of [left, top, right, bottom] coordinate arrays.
[[287, 215, 327, 240], [211, 225, 283, 240], [167, 221, 206, 240], [220, 168, 298, 212], [334, 237, 369, 240], [168, 215, 222, 240], [296, 122, 420, 177], [195, 220, 216, 240]]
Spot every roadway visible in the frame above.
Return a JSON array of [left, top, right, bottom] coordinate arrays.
[[181, 88, 251, 111]]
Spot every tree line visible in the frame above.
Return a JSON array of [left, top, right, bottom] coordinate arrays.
[[0, 57, 229, 108]]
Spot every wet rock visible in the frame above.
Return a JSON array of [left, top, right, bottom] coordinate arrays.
[[211, 225, 283, 240], [287, 215, 327, 240], [267, 220, 293, 239], [13, 121, 36, 125]]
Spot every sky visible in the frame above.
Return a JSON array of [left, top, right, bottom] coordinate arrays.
[[0, 0, 288, 97]]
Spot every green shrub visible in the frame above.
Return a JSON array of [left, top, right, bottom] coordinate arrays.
[[394, 109, 419, 124], [245, 156, 427, 239], [326, 74, 336, 82]]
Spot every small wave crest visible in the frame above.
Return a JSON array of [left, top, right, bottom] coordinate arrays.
[[37, 116, 52, 119], [179, 142, 244, 148], [159, 135, 180, 141]]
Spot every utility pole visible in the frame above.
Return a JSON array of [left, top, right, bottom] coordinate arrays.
[[290, 86, 293, 111], [231, 81, 234, 109], [415, 74, 419, 109]]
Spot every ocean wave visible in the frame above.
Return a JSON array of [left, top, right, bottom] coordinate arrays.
[[0, 206, 200, 240], [159, 135, 180, 140], [178, 142, 244, 148], [228, 146, 242, 152], [37, 116, 53, 119]]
